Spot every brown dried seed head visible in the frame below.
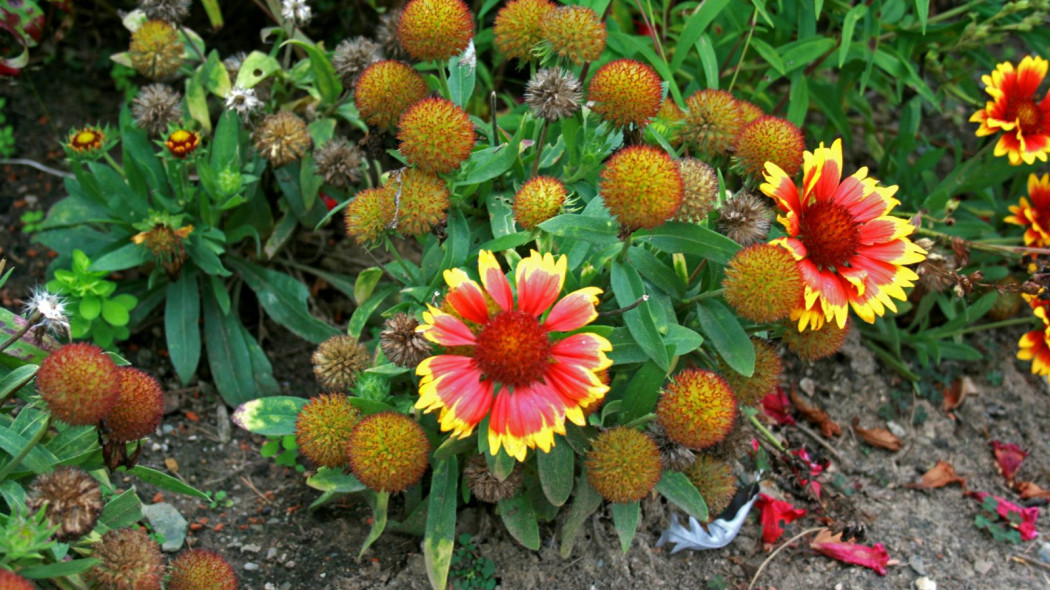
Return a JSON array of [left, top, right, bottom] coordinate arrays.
[[27, 466, 104, 541], [379, 313, 432, 368]]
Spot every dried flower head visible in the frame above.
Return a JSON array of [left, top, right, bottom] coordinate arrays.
[[682, 89, 744, 158], [389, 168, 451, 236], [494, 0, 556, 62], [398, 0, 474, 62], [165, 129, 201, 159], [67, 126, 105, 155], [464, 455, 524, 503], [167, 549, 238, 590], [129, 20, 184, 79], [281, 0, 312, 25], [722, 244, 805, 323], [139, 0, 191, 23], [539, 5, 606, 66], [131, 216, 193, 278], [600, 145, 683, 230], [719, 190, 772, 246], [719, 339, 782, 406], [397, 97, 475, 174], [587, 59, 662, 128], [684, 455, 737, 518], [23, 286, 69, 338], [524, 67, 582, 122], [106, 368, 165, 442], [295, 393, 361, 468], [27, 467, 103, 541], [513, 176, 567, 230], [253, 111, 312, 167], [344, 186, 395, 245], [648, 423, 696, 472], [585, 427, 663, 503], [222, 51, 247, 78], [314, 138, 364, 188], [0, 570, 35, 590], [311, 335, 371, 390], [224, 86, 262, 118], [734, 115, 805, 179], [354, 60, 429, 130], [670, 158, 719, 223], [85, 527, 165, 590], [332, 37, 381, 85], [376, 9, 408, 60], [347, 412, 430, 493], [35, 342, 120, 426], [379, 313, 432, 368], [132, 84, 183, 136], [657, 369, 737, 450], [781, 317, 851, 361]]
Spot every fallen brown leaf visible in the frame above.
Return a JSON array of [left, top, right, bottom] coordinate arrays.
[[165, 457, 179, 473], [852, 418, 903, 451], [789, 386, 842, 437], [943, 376, 978, 411], [1017, 481, 1050, 500], [913, 460, 966, 489]]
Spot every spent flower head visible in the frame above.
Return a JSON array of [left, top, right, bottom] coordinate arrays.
[[224, 86, 262, 117], [132, 83, 183, 136], [281, 0, 312, 25], [129, 20, 184, 79], [254, 111, 312, 167], [86, 527, 165, 590], [524, 67, 582, 122], [23, 285, 69, 338], [332, 37, 381, 85], [138, 0, 190, 23], [314, 138, 364, 188], [27, 467, 103, 541], [719, 190, 772, 246]]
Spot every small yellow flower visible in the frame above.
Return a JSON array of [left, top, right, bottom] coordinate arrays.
[[165, 129, 201, 158], [67, 127, 105, 154]]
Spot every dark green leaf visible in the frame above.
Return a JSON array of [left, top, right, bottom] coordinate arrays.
[[90, 243, 150, 272], [228, 259, 339, 344], [348, 284, 398, 339], [447, 48, 476, 108], [166, 272, 201, 385], [559, 475, 602, 558], [307, 467, 367, 494], [635, 222, 740, 265], [611, 261, 669, 370], [20, 559, 101, 579], [537, 438, 574, 507], [128, 465, 210, 500], [655, 471, 709, 522], [97, 488, 143, 532], [424, 457, 458, 590], [497, 493, 541, 550], [618, 360, 666, 424], [456, 144, 520, 186], [0, 365, 37, 402], [284, 40, 342, 106], [359, 491, 390, 559], [202, 291, 279, 406], [611, 501, 640, 553], [670, 0, 730, 72], [695, 300, 754, 377], [538, 214, 620, 247]]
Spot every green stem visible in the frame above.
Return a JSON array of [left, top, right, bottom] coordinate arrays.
[[915, 226, 1050, 257], [437, 61, 450, 97], [0, 311, 40, 355], [531, 118, 550, 178], [616, 231, 632, 262], [676, 287, 723, 309], [727, 9, 758, 93], [746, 409, 785, 453], [102, 152, 124, 177], [0, 415, 50, 481], [940, 316, 1039, 339]]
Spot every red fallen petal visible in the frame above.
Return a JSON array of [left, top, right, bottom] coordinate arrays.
[[322, 194, 339, 211], [991, 440, 1028, 484], [968, 491, 1041, 541], [811, 529, 891, 576], [755, 493, 806, 544], [761, 388, 796, 425]]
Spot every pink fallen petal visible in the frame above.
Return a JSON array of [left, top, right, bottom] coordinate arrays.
[[761, 388, 796, 425], [755, 493, 806, 544], [969, 491, 1041, 541], [811, 530, 891, 576], [991, 440, 1028, 484]]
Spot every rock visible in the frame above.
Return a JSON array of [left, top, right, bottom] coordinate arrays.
[[241, 543, 262, 554], [266, 547, 278, 560], [244, 562, 259, 571], [1039, 542, 1050, 564], [216, 403, 231, 443], [887, 420, 907, 438], [915, 577, 936, 590], [974, 559, 992, 575], [799, 377, 817, 396], [141, 503, 188, 552], [908, 554, 926, 575]]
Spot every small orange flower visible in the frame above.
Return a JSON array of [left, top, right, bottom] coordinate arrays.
[[67, 127, 105, 153], [970, 55, 1050, 166], [1005, 173, 1050, 246], [587, 59, 662, 128], [165, 129, 201, 159]]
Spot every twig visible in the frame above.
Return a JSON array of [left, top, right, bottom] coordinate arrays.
[[597, 294, 648, 317], [0, 158, 73, 178], [1011, 554, 1050, 572], [240, 475, 275, 504], [748, 527, 826, 590]]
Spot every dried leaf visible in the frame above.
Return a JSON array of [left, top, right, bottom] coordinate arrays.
[[991, 440, 1028, 485], [165, 457, 179, 473], [1017, 481, 1050, 501], [914, 460, 966, 489], [851, 419, 902, 452], [811, 529, 892, 576], [942, 376, 977, 411], [789, 387, 842, 438], [761, 387, 796, 426], [755, 493, 806, 544]]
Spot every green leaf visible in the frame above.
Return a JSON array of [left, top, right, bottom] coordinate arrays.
[[611, 501, 640, 553], [915, 0, 929, 33], [838, 4, 868, 67], [348, 284, 398, 339], [537, 438, 574, 507], [447, 46, 476, 108], [202, 291, 279, 406], [539, 213, 621, 247], [635, 222, 740, 265], [781, 37, 835, 74], [655, 471, 709, 522], [424, 456, 458, 590], [284, 40, 342, 106], [611, 261, 669, 370], [455, 143, 519, 186], [186, 67, 212, 133], [359, 491, 389, 559], [20, 559, 101, 579], [91, 243, 150, 272], [97, 488, 143, 532], [307, 467, 367, 493], [235, 51, 282, 88], [497, 493, 541, 550], [618, 360, 666, 424], [478, 231, 534, 253], [166, 272, 201, 385], [0, 420, 57, 474], [0, 365, 37, 401], [231, 396, 308, 436], [211, 109, 241, 169], [695, 299, 754, 377], [786, 69, 809, 126], [228, 259, 339, 344], [559, 475, 603, 558], [750, 38, 785, 76], [199, 50, 232, 97], [127, 465, 210, 500], [80, 295, 102, 321], [671, 0, 730, 73], [101, 297, 131, 327], [354, 267, 384, 306], [608, 324, 702, 364]]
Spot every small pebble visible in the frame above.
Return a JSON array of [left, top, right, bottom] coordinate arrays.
[[909, 555, 926, 575], [1038, 542, 1050, 564], [974, 559, 992, 575], [244, 562, 259, 571], [162, 424, 175, 435], [887, 421, 907, 438], [915, 576, 936, 590], [284, 561, 296, 569], [241, 543, 262, 554], [265, 584, 276, 590], [799, 377, 817, 396], [266, 548, 278, 560]]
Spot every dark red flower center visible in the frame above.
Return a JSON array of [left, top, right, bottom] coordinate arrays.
[[798, 199, 859, 270], [1013, 101, 1042, 132], [474, 311, 551, 387]]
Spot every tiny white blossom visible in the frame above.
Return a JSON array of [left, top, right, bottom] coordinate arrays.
[[23, 286, 70, 339], [225, 86, 262, 116], [281, 0, 312, 25]]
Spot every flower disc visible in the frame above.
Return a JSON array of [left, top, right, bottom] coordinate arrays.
[[734, 115, 804, 179], [107, 368, 165, 442], [585, 427, 662, 503], [722, 244, 805, 323], [719, 339, 782, 406], [295, 393, 361, 468], [588, 59, 662, 128], [599, 145, 683, 230], [683, 89, 743, 158], [539, 5, 606, 66], [389, 168, 451, 237], [656, 369, 737, 450], [36, 343, 119, 426], [782, 317, 850, 361], [684, 455, 737, 518], [86, 527, 165, 590], [494, 0, 556, 61], [347, 412, 430, 493], [398, 0, 474, 62], [354, 60, 429, 130], [345, 186, 395, 245], [167, 549, 238, 590], [513, 176, 567, 229], [398, 97, 475, 174]]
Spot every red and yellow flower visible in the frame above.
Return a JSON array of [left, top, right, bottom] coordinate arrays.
[[416, 250, 612, 461], [970, 55, 1050, 166], [1019, 295, 1050, 377], [761, 139, 926, 330], [1005, 173, 1050, 246]]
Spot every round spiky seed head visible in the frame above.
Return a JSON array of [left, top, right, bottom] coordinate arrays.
[[354, 60, 429, 130], [600, 145, 683, 230], [719, 190, 772, 246], [657, 369, 737, 450], [129, 20, 184, 79], [588, 59, 662, 128], [540, 5, 606, 66], [782, 317, 850, 361], [723, 244, 804, 323], [27, 467, 103, 541], [379, 313, 432, 368], [347, 412, 430, 493], [736, 99, 764, 124], [376, 9, 409, 60], [682, 89, 744, 158], [684, 455, 737, 518], [513, 176, 567, 229], [670, 158, 719, 223], [398, 0, 474, 62], [734, 115, 805, 179], [295, 393, 361, 468], [85, 527, 164, 590], [719, 339, 781, 406], [167, 549, 238, 590], [585, 427, 662, 503], [524, 67, 582, 122], [389, 168, 451, 236], [648, 423, 696, 472], [464, 455, 524, 503], [35, 342, 119, 426], [106, 368, 164, 442], [494, 0, 556, 61], [253, 111, 311, 167], [0, 571, 35, 590], [345, 186, 395, 245], [331, 36, 381, 85], [311, 335, 371, 390], [132, 83, 183, 136], [314, 138, 364, 188], [139, 0, 191, 23], [397, 98, 475, 174]]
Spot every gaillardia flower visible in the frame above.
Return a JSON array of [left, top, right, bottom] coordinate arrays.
[[165, 129, 200, 159], [970, 55, 1050, 166], [0, 571, 35, 590], [682, 89, 743, 158], [354, 60, 429, 130], [539, 5, 606, 66], [761, 139, 926, 330], [585, 427, 663, 504], [397, 0, 474, 62], [494, 0, 556, 62], [734, 115, 805, 179], [166, 549, 237, 590], [600, 145, 684, 230], [416, 250, 612, 461], [587, 59, 662, 129], [67, 126, 105, 155], [513, 176, 567, 229], [1018, 299, 1050, 377], [397, 97, 475, 174], [1005, 173, 1050, 246]]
